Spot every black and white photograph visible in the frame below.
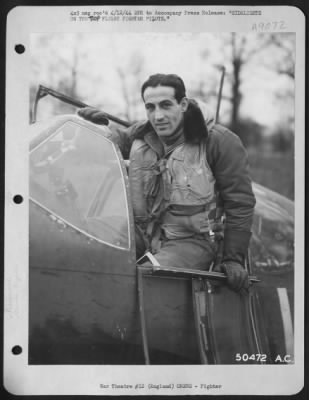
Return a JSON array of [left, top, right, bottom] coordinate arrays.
[[4, 5, 305, 396]]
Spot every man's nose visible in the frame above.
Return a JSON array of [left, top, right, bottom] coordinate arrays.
[[154, 108, 164, 120]]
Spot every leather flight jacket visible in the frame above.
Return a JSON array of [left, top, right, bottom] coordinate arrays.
[[129, 129, 224, 252], [125, 122, 256, 265]]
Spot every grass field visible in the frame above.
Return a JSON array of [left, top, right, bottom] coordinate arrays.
[[248, 150, 294, 200]]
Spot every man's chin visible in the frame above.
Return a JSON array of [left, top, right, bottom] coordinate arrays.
[[155, 128, 173, 137]]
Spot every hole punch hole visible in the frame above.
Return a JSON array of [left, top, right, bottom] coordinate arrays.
[[13, 195, 23, 204], [15, 44, 25, 54], [12, 345, 22, 355]]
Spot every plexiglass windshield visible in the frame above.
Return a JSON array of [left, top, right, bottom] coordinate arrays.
[[30, 121, 129, 249]]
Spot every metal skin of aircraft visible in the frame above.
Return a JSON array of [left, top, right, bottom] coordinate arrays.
[[28, 112, 294, 365]]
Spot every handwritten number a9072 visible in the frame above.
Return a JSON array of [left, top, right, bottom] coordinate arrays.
[[252, 21, 287, 31]]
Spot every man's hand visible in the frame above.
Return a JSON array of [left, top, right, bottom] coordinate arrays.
[[214, 261, 249, 292], [77, 107, 109, 125]]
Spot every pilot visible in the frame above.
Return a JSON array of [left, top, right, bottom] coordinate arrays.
[[78, 74, 256, 292]]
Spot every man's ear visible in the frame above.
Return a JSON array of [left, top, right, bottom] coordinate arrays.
[[180, 97, 189, 112]]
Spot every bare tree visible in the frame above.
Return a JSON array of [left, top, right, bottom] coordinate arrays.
[[197, 33, 295, 144], [223, 33, 270, 131], [115, 51, 145, 121], [57, 35, 84, 99], [263, 33, 295, 80]]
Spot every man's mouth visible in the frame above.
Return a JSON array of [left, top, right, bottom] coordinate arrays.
[[156, 123, 169, 129]]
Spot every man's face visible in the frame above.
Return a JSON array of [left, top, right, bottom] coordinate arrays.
[[143, 85, 188, 138]]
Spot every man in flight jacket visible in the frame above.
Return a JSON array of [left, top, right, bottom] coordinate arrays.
[[78, 73, 256, 292]]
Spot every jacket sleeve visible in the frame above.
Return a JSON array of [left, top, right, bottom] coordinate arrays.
[[207, 125, 256, 265], [109, 120, 150, 159]]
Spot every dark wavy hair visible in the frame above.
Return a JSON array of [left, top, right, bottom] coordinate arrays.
[[141, 73, 208, 143], [141, 73, 186, 102]]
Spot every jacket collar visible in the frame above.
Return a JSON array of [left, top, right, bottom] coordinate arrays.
[[135, 121, 187, 158], [131, 120, 164, 157], [144, 129, 165, 158]]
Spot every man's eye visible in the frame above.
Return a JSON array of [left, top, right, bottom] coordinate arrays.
[[161, 103, 172, 109], [145, 105, 154, 112]]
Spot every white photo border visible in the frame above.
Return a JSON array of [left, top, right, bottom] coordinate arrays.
[[4, 4, 305, 396]]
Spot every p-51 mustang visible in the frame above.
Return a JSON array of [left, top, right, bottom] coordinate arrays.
[[29, 85, 294, 365]]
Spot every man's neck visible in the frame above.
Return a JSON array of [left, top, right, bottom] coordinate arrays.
[[158, 125, 184, 154]]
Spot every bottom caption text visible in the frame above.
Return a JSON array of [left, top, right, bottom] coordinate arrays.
[[99, 383, 222, 391]]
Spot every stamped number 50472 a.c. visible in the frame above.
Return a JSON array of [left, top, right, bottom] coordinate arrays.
[[235, 353, 267, 363]]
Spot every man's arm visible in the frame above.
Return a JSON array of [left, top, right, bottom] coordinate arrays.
[[77, 107, 150, 159], [207, 124, 256, 266]]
